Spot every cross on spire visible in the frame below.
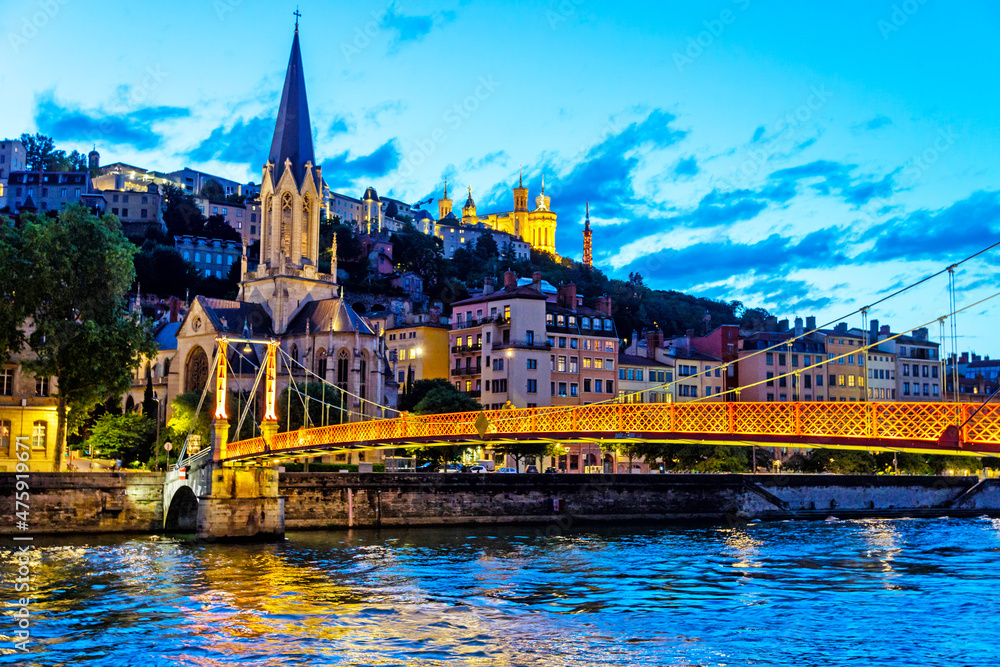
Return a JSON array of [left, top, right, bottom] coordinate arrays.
[[294, 6, 302, 30]]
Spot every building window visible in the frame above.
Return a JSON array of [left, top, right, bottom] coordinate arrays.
[[527, 359, 537, 370], [570, 383, 578, 397], [35, 376, 49, 397], [584, 378, 592, 393], [526, 330, 534, 345], [595, 379, 603, 393], [527, 379, 537, 394], [31, 420, 47, 450], [0, 420, 10, 455], [0, 368, 12, 396], [766, 352, 773, 365], [558, 382, 567, 397]]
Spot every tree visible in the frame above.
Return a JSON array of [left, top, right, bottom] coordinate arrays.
[[398, 378, 455, 413], [413, 385, 481, 415], [18, 133, 88, 172], [87, 413, 155, 465], [390, 222, 445, 287], [0, 221, 29, 362], [203, 214, 241, 242], [16, 204, 157, 469], [276, 382, 346, 432], [166, 390, 213, 447], [19, 133, 57, 171], [161, 184, 207, 237], [492, 441, 550, 471], [200, 178, 226, 202], [133, 242, 203, 298]]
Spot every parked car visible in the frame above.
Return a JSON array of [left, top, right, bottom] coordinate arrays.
[[525, 465, 539, 473], [415, 462, 436, 472], [468, 465, 489, 473], [442, 463, 464, 473], [495, 467, 518, 474], [544, 467, 558, 474]]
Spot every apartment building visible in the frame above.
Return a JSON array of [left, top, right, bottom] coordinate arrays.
[[617, 353, 673, 403], [175, 235, 242, 278], [818, 324, 867, 401], [874, 326, 942, 401], [738, 328, 828, 402], [387, 319, 451, 388]]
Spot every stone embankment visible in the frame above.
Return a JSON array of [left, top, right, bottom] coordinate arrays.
[[3, 472, 997, 535]]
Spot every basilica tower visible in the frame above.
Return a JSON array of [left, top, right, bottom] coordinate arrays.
[[438, 181, 452, 219], [239, 21, 336, 333], [582, 202, 593, 268]]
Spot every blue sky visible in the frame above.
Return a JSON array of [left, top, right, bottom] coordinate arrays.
[[3, 0, 999, 352]]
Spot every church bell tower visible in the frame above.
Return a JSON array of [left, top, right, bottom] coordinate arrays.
[[239, 19, 336, 333]]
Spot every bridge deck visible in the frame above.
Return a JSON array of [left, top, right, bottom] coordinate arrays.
[[221, 401, 1000, 463]]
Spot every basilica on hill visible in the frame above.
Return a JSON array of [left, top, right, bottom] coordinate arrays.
[[166, 20, 394, 424]]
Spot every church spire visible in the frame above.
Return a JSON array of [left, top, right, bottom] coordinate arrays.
[[268, 21, 315, 186], [583, 202, 593, 268]]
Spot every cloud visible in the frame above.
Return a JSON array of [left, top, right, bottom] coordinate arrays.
[[620, 227, 850, 291], [857, 114, 893, 132], [702, 274, 835, 312], [768, 159, 896, 207], [863, 189, 1000, 262], [383, 2, 455, 53], [34, 91, 189, 151], [673, 155, 699, 177], [364, 100, 406, 125], [321, 140, 401, 186], [751, 125, 766, 142], [187, 115, 273, 165], [330, 114, 354, 135], [462, 150, 509, 171]]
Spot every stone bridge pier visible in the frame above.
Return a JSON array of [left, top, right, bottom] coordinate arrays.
[[164, 420, 284, 541]]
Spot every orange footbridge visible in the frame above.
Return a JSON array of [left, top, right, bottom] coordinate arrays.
[[220, 401, 1000, 465]]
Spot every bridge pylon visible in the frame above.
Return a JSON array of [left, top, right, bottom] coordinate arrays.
[[193, 337, 285, 542]]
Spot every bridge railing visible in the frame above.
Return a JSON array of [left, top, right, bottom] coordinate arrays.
[[223, 401, 1000, 460]]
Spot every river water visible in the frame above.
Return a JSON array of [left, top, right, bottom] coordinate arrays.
[[3, 517, 1000, 666]]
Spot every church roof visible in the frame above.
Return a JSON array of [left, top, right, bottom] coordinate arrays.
[[196, 296, 274, 336], [285, 298, 376, 336], [268, 28, 316, 187], [363, 186, 379, 201]]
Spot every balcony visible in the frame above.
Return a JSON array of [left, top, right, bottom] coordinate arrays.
[[467, 390, 482, 398], [450, 366, 482, 377], [451, 316, 509, 330], [491, 340, 551, 352], [451, 343, 483, 353]]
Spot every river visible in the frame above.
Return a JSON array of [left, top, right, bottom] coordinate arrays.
[[2, 517, 999, 666]]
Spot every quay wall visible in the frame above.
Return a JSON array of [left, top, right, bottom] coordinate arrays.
[[2, 472, 999, 535], [0, 472, 164, 535]]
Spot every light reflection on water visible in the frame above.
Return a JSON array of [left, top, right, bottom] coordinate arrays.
[[2, 517, 1000, 666]]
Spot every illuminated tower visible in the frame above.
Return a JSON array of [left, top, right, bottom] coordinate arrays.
[[462, 186, 477, 221], [362, 186, 382, 234], [513, 169, 528, 212], [583, 202, 592, 268], [438, 180, 452, 219]]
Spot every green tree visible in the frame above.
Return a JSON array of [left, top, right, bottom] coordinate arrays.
[[200, 178, 226, 201], [0, 221, 29, 362], [87, 413, 155, 465], [390, 222, 445, 287], [398, 378, 455, 413], [276, 382, 347, 432], [17, 205, 157, 469], [19, 133, 57, 171], [492, 441, 550, 471], [413, 385, 481, 415], [203, 214, 241, 242], [166, 390, 214, 448], [133, 242, 203, 298], [161, 184, 207, 237]]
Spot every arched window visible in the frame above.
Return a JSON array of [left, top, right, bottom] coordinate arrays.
[[291, 344, 299, 364], [301, 195, 311, 258], [336, 349, 350, 391], [184, 346, 209, 393], [359, 352, 368, 401], [31, 420, 47, 450], [316, 348, 327, 378], [281, 192, 293, 256], [162, 358, 170, 377]]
